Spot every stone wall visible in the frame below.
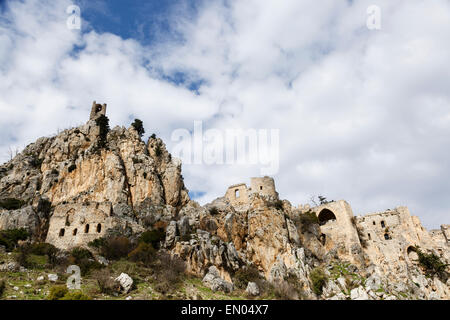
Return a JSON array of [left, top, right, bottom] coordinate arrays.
[[45, 202, 115, 249]]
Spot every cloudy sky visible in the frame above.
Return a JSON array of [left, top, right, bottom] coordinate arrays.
[[0, 0, 449, 229]]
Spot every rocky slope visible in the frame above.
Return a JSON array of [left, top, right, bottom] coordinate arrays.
[[0, 105, 448, 300]]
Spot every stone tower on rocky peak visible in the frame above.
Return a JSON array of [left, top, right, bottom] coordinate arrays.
[[89, 101, 107, 120]]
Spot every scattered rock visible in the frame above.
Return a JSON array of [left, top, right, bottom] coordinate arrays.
[[245, 282, 260, 296], [202, 266, 233, 293], [115, 273, 133, 294], [48, 274, 58, 282], [350, 286, 370, 300]]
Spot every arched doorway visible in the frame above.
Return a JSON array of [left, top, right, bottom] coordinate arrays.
[[318, 209, 337, 226]]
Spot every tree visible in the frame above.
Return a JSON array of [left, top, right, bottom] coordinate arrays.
[[131, 119, 145, 138], [95, 115, 110, 148]]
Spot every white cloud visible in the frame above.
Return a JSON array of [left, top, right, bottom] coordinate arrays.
[[0, 0, 449, 229]]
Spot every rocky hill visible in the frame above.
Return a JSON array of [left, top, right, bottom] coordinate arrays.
[[0, 102, 448, 300]]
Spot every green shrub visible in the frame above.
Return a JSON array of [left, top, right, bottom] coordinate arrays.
[[153, 252, 186, 294], [0, 228, 29, 251], [416, 247, 448, 280], [0, 279, 5, 298], [88, 237, 107, 249], [92, 269, 121, 295], [70, 247, 94, 261], [128, 242, 156, 265], [131, 119, 145, 138], [0, 198, 26, 210], [100, 236, 132, 261], [59, 290, 91, 300], [48, 285, 69, 300], [28, 242, 59, 266], [268, 200, 284, 211], [209, 207, 219, 215], [95, 114, 110, 149], [139, 229, 165, 249], [68, 247, 102, 276], [294, 210, 319, 233], [155, 143, 163, 157], [310, 267, 327, 296], [234, 266, 261, 289]]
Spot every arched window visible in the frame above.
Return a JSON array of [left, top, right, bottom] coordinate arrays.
[[96, 223, 102, 233], [59, 228, 65, 237], [235, 189, 240, 198], [260, 186, 263, 190], [384, 233, 390, 240], [85, 224, 90, 233], [318, 209, 337, 226], [368, 233, 371, 240], [372, 221, 375, 225], [381, 221, 385, 228], [73, 228, 77, 236]]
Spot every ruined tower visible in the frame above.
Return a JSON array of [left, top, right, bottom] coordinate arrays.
[[89, 101, 107, 120]]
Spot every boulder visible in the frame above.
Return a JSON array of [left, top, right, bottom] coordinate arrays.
[[350, 286, 370, 300], [48, 274, 58, 282], [115, 273, 133, 293], [246, 282, 260, 296]]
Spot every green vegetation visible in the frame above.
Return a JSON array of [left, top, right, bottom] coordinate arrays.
[[0, 228, 29, 251], [416, 247, 448, 280], [310, 267, 327, 296], [68, 247, 102, 276], [95, 114, 110, 148], [293, 210, 319, 233], [0, 198, 26, 210], [139, 229, 166, 249], [154, 143, 163, 157], [234, 266, 261, 289], [131, 119, 145, 138], [209, 207, 219, 215], [0, 279, 5, 298]]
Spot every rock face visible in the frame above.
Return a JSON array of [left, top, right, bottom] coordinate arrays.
[[0, 102, 189, 248], [0, 101, 449, 300]]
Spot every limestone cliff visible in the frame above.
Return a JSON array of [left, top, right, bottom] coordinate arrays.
[[0, 102, 448, 300]]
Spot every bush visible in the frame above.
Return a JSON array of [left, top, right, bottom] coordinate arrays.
[[153, 252, 186, 294], [310, 267, 327, 296], [95, 114, 110, 149], [88, 237, 107, 249], [128, 242, 156, 265], [0, 228, 29, 251], [99, 236, 133, 261], [273, 281, 299, 300], [131, 119, 145, 138], [234, 266, 261, 289], [155, 143, 163, 157], [68, 247, 102, 276], [0, 198, 26, 210], [209, 207, 219, 215], [48, 285, 69, 300], [28, 243, 59, 266], [268, 200, 284, 211], [92, 269, 121, 295], [139, 229, 165, 249], [48, 285, 91, 300], [294, 210, 319, 233], [59, 291, 91, 300], [416, 247, 448, 280], [0, 279, 5, 298]]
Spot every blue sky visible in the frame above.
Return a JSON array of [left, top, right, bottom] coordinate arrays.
[[0, 0, 449, 229]]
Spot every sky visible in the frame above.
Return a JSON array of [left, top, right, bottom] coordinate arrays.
[[0, 0, 449, 229]]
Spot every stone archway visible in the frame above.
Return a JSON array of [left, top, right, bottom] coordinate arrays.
[[318, 209, 337, 226], [407, 246, 418, 262]]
